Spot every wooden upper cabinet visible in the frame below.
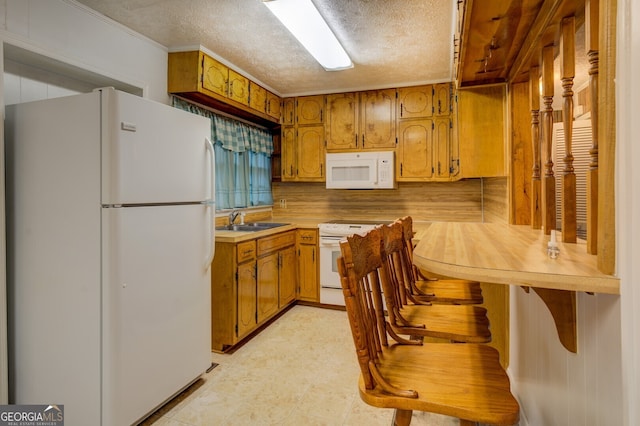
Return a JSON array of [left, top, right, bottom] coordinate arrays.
[[282, 98, 295, 126], [168, 51, 280, 125], [296, 95, 325, 125], [326, 93, 358, 150], [433, 117, 451, 180], [297, 125, 325, 180], [281, 126, 296, 181], [398, 85, 433, 119], [228, 69, 249, 106], [457, 85, 507, 177], [249, 81, 267, 113], [396, 119, 434, 180], [202, 54, 228, 97], [434, 83, 451, 116], [360, 89, 396, 149], [266, 91, 281, 120], [325, 89, 396, 151]]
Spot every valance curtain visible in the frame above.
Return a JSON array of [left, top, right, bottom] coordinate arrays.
[[172, 97, 274, 209]]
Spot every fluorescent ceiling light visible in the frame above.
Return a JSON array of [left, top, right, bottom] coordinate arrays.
[[262, 0, 353, 71]]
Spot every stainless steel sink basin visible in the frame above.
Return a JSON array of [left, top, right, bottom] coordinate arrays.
[[215, 222, 290, 232]]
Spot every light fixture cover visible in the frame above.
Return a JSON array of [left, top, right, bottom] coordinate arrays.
[[263, 0, 353, 71]]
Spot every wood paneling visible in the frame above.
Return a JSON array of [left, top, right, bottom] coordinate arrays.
[[483, 177, 509, 223], [510, 82, 533, 225], [272, 180, 483, 223]]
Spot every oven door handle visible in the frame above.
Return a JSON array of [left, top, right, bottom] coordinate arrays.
[[320, 238, 342, 247]]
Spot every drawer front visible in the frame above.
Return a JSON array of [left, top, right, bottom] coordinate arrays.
[[237, 240, 256, 263], [257, 231, 296, 256], [297, 229, 318, 245]]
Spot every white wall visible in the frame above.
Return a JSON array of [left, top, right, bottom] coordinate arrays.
[[509, 291, 622, 425], [616, 0, 640, 424], [0, 0, 172, 403], [0, 0, 168, 102]]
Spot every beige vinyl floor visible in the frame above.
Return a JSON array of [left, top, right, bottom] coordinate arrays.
[[142, 305, 460, 426]]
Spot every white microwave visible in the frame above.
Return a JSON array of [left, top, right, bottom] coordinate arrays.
[[325, 151, 395, 189]]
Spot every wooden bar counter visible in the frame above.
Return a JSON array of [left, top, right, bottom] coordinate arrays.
[[412, 222, 619, 352], [412, 222, 619, 295]]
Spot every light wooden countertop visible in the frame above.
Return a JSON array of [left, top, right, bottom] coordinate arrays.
[[412, 222, 620, 295], [214, 218, 322, 243]]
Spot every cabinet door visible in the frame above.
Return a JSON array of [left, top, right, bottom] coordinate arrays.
[[228, 69, 249, 106], [434, 83, 451, 116], [433, 117, 451, 180], [278, 246, 297, 307], [249, 81, 267, 113], [360, 89, 396, 149], [282, 98, 295, 126], [281, 126, 296, 181], [257, 253, 279, 323], [297, 243, 318, 302], [202, 55, 228, 97], [397, 119, 433, 180], [397, 85, 433, 119], [326, 93, 358, 150], [458, 85, 506, 177], [297, 125, 325, 181], [266, 91, 282, 120], [296, 95, 324, 125], [236, 261, 256, 339]]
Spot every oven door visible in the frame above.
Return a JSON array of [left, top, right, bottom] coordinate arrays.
[[319, 234, 346, 305]]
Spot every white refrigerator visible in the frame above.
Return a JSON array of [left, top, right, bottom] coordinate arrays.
[[5, 88, 215, 425]]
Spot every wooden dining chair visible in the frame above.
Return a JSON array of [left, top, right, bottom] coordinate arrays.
[[337, 228, 519, 426], [379, 222, 491, 343], [397, 216, 484, 305]]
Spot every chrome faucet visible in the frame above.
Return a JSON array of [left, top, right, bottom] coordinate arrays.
[[229, 210, 241, 225]]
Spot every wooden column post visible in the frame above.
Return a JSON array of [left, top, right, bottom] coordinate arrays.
[[530, 66, 542, 229], [541, 45, 556, 235], [561, 17, 577, 243], [586, 0, 599, 254]]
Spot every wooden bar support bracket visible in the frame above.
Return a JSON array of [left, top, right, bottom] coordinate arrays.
[[532, 287, 577, 353]]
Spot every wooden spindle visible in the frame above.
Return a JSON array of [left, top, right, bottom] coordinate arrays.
[[541, 45, 556, 235], [530, 66, 542, 229], [561, 17, 577, 243], [586, 0, 599, 254]]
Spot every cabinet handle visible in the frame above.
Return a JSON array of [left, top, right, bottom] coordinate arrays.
[[355, 134, 358, 147], [400, 103, 404, 117], [438, 100, 442, 114], [312, 248, 315, 262], [362, 134, 364, 147]]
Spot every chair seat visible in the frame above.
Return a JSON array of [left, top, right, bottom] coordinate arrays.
[[395, 304, 491, 343], [358, 343, 519, 426], [413, 280, 484, 305]]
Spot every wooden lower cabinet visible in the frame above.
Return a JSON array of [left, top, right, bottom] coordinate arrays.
[[297, 229, 319, 302], [211, 230, 297, 352]]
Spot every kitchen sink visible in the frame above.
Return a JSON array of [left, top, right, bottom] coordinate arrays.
[[216, 222, 290, 232]]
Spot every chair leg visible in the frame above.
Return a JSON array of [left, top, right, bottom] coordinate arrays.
[[392, 409, 413, 426]]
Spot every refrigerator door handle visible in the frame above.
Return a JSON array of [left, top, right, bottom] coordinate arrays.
[[204, 137, 216, 268]]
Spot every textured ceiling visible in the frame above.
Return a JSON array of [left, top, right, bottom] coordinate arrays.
[[74, 0, 456, 97]]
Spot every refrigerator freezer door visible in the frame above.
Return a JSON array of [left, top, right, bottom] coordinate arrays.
[[100, 88, 213, 205], [101, 204, 211, 425]]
